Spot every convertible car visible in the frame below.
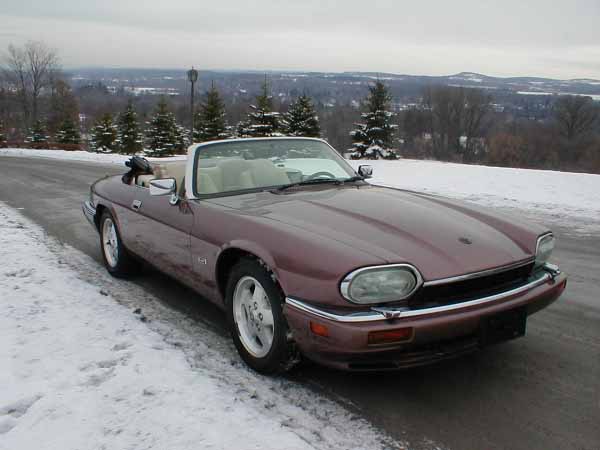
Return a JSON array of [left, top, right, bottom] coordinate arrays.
[[83, 137, 567, 373]]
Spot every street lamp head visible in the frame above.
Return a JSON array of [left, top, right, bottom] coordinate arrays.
[[187, 68, 199, 83]]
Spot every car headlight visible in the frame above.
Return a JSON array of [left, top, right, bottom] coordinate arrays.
[[340, 264, 423, 305], [535, 233, 555, 268]]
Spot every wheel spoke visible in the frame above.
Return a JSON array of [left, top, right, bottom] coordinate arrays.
[[261, 308, 274, 327], [253, 329, 264, 347], [252, 283, 266, 304], [257, 324, 273, 347], [242, 286, 253, 305]]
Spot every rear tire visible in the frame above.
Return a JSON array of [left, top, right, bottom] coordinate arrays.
[[99, 210, 140, 278], [226, 258, 299, 374]]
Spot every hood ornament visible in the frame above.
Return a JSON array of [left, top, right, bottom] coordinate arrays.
[[459, 237, 473, 245]]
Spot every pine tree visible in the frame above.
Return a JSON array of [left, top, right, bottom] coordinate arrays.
[[0, 121, 6, 147], [174, 124, 190, 154], [349, 81, 398, 159], [27, 120, 49, 144], [116, 101, 143, 154], [283, 94, 321, 137], [55, 117, 81, 145], [237, 77, 282, 138], [90, 113, 118, 153], [194, 83, 231, 142], [145, 97, 180, 157]]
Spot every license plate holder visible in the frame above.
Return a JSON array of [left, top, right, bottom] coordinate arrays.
[[480, 307, 527, 346]]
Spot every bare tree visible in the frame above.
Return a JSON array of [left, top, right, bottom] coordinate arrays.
[[423, 86, 465, 160], [1, 40, 60, 126], [2, 44, 29, 124], [462, 88, 492, 162], [423, 86, 452, 159], [26, 41, 60, 123], [554, 95, 598, 141]]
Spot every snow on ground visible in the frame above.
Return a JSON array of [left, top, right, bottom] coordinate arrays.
[[348, 159, 600, 235], [0, 148, 186, 165], [0, 203, 404, 450]]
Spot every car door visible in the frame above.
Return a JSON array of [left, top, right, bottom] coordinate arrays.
[[124, 187, 195, 282]]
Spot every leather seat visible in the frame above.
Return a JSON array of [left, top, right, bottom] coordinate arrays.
[[196, 159, 290, 195], [134, 158, 289, 196]]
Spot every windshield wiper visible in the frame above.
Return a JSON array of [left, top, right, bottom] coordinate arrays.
[[274, 176, 365, 192], [275, 178, 343, 192], [341, 175, 365, 183]]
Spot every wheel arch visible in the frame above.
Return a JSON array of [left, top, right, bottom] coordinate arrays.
[[215, 242, 281, 301], [94, 203, 107, 231], [94, 200, 122, 232]]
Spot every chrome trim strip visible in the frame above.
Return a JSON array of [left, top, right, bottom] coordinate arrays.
[[422, 257, 535, 287], [286, 269, 556, 323], [340, 263, 424, 304], [82, 201, 96, 227]]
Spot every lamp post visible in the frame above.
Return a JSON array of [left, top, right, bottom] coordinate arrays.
[[187, 67, 198, 142]]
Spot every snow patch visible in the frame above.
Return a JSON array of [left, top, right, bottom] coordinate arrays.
[[0, 204, 404, 450], [0, 148, 186, 165]]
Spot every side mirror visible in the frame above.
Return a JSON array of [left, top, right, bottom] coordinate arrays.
[[149, 178, 176, 196], [358, 165, 373, 179]]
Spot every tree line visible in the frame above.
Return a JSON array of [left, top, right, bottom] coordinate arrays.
[[1, 40, 599, 173], [0, 41, 407, 160], [399, 85, 600, 172]]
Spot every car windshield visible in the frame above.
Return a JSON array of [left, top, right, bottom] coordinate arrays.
[[193, 138, 357, 196]]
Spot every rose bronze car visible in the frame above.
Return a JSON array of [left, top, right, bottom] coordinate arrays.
[[83, 137, 567, 373]]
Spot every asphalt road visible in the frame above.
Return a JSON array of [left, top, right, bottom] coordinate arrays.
[[1, 156, 599, 450]]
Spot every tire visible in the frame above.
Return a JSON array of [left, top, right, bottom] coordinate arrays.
[[99, 210, 140, 278], [226, 258, 299, 374]]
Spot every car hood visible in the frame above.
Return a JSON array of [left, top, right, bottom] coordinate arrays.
[[207, 185, 546, 281]]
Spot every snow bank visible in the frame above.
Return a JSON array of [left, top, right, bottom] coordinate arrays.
[[0, 204, 402, 450], [348, 159, 600, 234], [0, 148, 186, 165]]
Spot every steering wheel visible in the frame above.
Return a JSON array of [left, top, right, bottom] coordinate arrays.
[[307, 171, 337, 180]]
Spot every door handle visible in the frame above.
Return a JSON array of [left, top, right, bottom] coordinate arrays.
[[132, 200, 142, 211]]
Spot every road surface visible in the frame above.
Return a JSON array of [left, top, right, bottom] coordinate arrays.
[[1, 156, 598, 450]]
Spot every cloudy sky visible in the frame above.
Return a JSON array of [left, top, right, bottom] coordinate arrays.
[[1, 0, 599, 79]]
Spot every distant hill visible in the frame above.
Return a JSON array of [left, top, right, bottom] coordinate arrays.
[[67, 68, 600, 102]]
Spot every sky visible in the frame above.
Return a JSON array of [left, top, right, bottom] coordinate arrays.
[[0, 0, 599, 79]]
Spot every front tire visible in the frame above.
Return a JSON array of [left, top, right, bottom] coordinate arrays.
[[99, 210, 139, 278], [226, 259, 298, 374]]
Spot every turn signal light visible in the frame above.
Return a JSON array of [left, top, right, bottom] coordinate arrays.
[[310, 321, 329, 337], [368, 328, 413, 345]]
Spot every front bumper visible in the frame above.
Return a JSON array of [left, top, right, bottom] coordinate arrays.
[[284, 265, 567, 371], [82, 200, 97, 229]]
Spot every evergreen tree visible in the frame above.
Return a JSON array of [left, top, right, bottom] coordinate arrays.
[[145, 97, 180, 157], [349, 81, 398, 159], [55, 117, 81, 145], [0, 121, 6, 147], [27, 120, 49, 144], [283, 94, 321, 137], [237, 77, 282, 138], [90, 113, 118, 153], [116, 101, 143, 154], [194, 83, 231, 142], [174, 123, 190, 154]]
